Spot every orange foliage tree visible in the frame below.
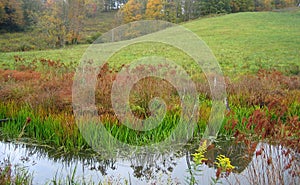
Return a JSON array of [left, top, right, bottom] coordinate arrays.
[[118, 0, 143, 23], [38, 0, 86, 47], [145, 0, 164, 20]]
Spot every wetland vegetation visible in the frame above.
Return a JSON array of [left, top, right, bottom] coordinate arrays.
[[0, 0, 300, 184]]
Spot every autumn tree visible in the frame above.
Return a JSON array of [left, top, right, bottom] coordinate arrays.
[[263, 0, 272, 10], [84, 0, 99, 17], [145, 0, 163, 20], [37, 0, 86, 47], [230, 0, 254, 12], [0, 0, 24, 31], [118, 0, 143, 23], [0, 1, 4, 22], [285, 0, 296, 6], [37, 0, 66, 47], [65, 0, 85, 44]]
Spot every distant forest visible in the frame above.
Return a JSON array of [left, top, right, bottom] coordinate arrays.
[[0, 0, 299, 48]]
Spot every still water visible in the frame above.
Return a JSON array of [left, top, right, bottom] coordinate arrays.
[[0, 140, 299, 184]]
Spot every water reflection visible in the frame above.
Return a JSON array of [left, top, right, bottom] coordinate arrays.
[[226, 143, 300, 185], [0, 140, 189, 184], [0, 140, 299, 184]]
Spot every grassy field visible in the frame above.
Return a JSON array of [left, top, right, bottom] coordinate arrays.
[[0, 10, 299, 155], [185, 11, 300, 76], [1, 10, 299, 77]]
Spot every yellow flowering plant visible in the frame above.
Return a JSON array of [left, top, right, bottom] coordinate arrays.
[[192, 140, 235, 182], [214, 154, 235, 180], [214, 154, 235, 172], [192, 140, 208, 165]]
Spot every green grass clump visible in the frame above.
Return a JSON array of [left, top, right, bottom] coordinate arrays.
[[0, 101, 198, 152], [0, 102, 88, 153], [103, 113, 183, 146]]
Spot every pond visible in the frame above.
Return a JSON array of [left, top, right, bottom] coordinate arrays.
[[0, 140, 299, 184]]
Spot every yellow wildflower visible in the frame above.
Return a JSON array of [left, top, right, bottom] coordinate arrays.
[[192, 140, 208, 165], [214, 154, 235, 172]]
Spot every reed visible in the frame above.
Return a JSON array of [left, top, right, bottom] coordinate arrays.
[[0, 102, 88, 153]]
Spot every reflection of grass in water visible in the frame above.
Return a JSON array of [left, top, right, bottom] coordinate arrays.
[[50, 165, 84, 185], [230, 143, 300, 185], [0, 158, 33, 185], [190, 140, 235, 184], [188, 141, 300, 185], [49, 165, 178, 185]]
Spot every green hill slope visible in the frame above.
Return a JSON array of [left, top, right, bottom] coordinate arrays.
[[185, 11, 300, 75], [1, 10, 299, 76]]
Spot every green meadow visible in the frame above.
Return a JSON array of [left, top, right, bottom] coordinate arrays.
[[1, 10, 299, 77]]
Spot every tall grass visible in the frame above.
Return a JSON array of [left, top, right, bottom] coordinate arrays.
[[1, 70, 299, 152], [0, 101, 208, 153], [0, 102, 88, 153]]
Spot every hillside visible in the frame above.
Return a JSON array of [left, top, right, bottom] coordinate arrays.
[[1, 10, 299, 76], [185, 10, 300, 75]]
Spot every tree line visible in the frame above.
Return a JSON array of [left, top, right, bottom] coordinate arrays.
[[0, 0, 298, 48], [1, 0, 298, 31], [0, 0, 110, 47], [118, 0, 299, 23]]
